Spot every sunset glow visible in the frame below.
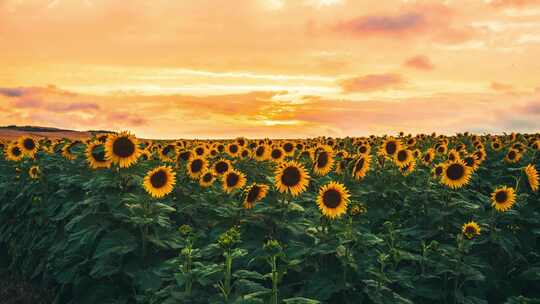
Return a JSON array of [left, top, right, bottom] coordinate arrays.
[[1, 0, 539, 138]]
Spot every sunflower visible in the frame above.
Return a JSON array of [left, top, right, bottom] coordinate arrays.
[[160, 144, 177, 162], [504, 149, 521, 164], [432, 163, 445, 178], [5, 143, 24, 161], [270, 147, 285, 162], [62, 142, 78, 160], [524, 164, 539, 192], [436, 144, 448, 155], [313, 150, 334, 176], [139, 149, 153, 161], [394, 149, 413, 168], [105, 131, 140, 168], [379, 137, 401, 157], [254, 144, 269, 161], [187, 157, 208, 180], [282, 142, 295, 156], [193, 145, 207, 158], [447, 149, 461, 162], [243, 183, 270, 209], [491, 186, 516, 212], [463, 154, 479, 171], [28, 165, 40, 179], [491, 140, 503, 151], [357, 144, 371, 155], [213, 158, 233, 175], [226, 143, 240, 157], [422, 148, 435, 165], [316, 182, 350, 219], [531, 140, 540, 151], [352, 156, 370, 180], [177, 150, 193, 162], [18, 136, 39, 157], [143, 166, 176, 198], [199, 170, 216, 188], [440, 159, 472, 189], [274, 161, 310, 196], [222, 169, 247, 193], [400, 159, 416, 176], [86, 143, 111, 169], [462, 221, 481, 239]]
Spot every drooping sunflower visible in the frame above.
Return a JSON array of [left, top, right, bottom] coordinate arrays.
[[5, 143, 24, 161], [491, 186, 516, 212], [462, 221, 481, 239], [187, 157, 208, 180], [199, 170, 216, 188], [243, 183, 270, 209], [524, 164, 539, 192], [213, 158, 233, 175], [504, 149, 522, 164], [28, 165, 40, 179], [394, 149, 413, 168], [18, 136, 39, 157], [440, 159, 472, 189], [379, 137, 401, 157], [143, 166, 176, 198], [352, 155, 370, 180], [222, 169, 247, 193], [86, 143, 111, 169], [105, 131, 140, 168], [316, 181, 350, 219], [313, 150, 334, 176], [274, 161, 310, 196], [422, 148, 435, 165]]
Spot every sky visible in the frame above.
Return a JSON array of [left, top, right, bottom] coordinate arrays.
[[0, 0, 539, 139]]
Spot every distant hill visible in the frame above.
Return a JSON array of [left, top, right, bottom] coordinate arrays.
[[0, 125, 111, 140]]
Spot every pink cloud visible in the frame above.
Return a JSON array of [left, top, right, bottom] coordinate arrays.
[[338, 73, 404, 93], [404, 55, 434, 70], [489, 0, 540, 7]]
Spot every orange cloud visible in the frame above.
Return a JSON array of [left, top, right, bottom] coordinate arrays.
[[490, 81, 514, 92], [489, 0, 540, 7], [404, 55, 434, 70], [338, 74, 405, 93]]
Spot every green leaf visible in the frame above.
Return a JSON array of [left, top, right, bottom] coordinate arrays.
[[282, 297, 321, 304], [93, 229, 137, 259]]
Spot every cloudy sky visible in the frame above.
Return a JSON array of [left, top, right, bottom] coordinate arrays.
[[1, 0, 539, 138]]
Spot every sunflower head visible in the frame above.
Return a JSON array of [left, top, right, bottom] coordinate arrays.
[[222, 169, 247, 193], [394, 149, 413, 168], [274, 161, 310, 197], [187, 157, 208, 180], [254, 144, 269, 161], [199, 170, 216, 188], [86, 143, 111, 169], [316, 181, 350, 219], [213, 158, 232, 175], [105, 131, 140, 168], [422, 148, 435, 165], [504, 149, 522, 164], [28, 165, 40, 179], [491, 186, 516, 212], [18, 136, 39, 156], [243, 183, 270, 209], [462, 221, 481, 239], [226, 143, 240, 157], [440, 159, 472, 189], [524, 164, 539, 192], [313, 150, 334, 176], [379, 137, 401, 157], [143, 166, 176, 198], [352, 156, 371, 180], [5, 143, 24, 161], [270, 147, 285, 162]]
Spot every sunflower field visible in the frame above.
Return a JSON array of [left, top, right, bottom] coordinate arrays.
[[1, 132, 539, 304]]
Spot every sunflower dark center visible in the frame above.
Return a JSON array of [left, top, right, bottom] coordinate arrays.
[[464, 157, 475, 167], [229, 145, 238, 153], [150, 170, 168, 188], [281, 166, 301, 187], [112, 137, 135, 158], [446, 163, 465, 180], [271, 149, 282, 159], [397, 150, 408, 162], [241, 150, 249, 157], [508, 151, 516, 160], [354, 158, 365, 172], [424, 154, 431, 162], [180, 151, 191, 161], [226, 173, 240, 187], [12, 146, 22, 156], [283, 143, 293, 152], [23, 139, 36, 150], [435, 166, 443, 176], [322, 189, 342, 209], [359, 146, 367, 154], [92, 146, 106, 162], [495, 191, 508, 203], [246, 186, 261, 203], [256, 146, 265, 156], [196, 147, 204, 155], [217, 145, 224, 152], [465, 226, 476, 235], [191, 159, 203, 173], [215, 161, 229, 174], [316, 152, 329, 168], [385, 141, 397, 155], [238, 139, 245, 146], [202, 173, 213, 182]]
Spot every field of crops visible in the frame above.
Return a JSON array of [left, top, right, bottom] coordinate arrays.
[[0, 132, 539, 304]]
